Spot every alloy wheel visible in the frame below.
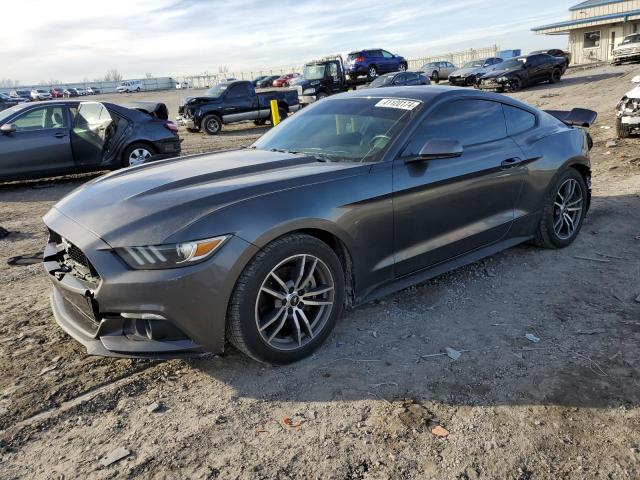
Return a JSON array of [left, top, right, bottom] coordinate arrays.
[[206, 118, 220, 133], [128, 148, 152, 166], [553, 178, 583, 240], [399, 64, 407, 71], [255, 254, 335, 351]]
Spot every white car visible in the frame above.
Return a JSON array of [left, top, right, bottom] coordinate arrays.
[[116, 80, 144, 93], [616, 74, 640, 138], [85, 87, 95, 95], [612, 33, 640, 65], [30, 89, 52, 100], [75, 87, 87, 96]]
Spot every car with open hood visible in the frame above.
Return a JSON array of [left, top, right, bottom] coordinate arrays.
[[0, 100, 180, 182], [477, 54, 565, 92], [448, 57, 504, 86], [616, 74, 640, 138], [42, 86, 596, 363]]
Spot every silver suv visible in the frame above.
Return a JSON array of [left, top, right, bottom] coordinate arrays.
[[420, 61, 457, 83]]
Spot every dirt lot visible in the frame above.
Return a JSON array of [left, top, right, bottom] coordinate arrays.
[[1, 65, 639, 479]]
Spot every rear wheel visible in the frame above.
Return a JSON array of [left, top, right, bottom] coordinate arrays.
[[534, 169, 587, 248], [616, 117, 632, 138], [227, 234, 345, 364], [316, 91, 329, 101], [136, 87, 141, 92], [432, 71, 440, 83], [202, 114, 222, 135], [398, 63, 407, 72], [368, 66, 378, 79], [122, 143, 154, 167], [550, 68, 562, 84]]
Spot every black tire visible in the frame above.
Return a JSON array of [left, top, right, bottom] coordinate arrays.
[[432, 71, 440, 83], [227, 233, 345, 364], [616, 117, 632, 139], [533, 169, 587, 249], [550, 69, 562, 84], [121, 143, 155, 168], [316, 91, 329, 101], [136, 87, 140, 92], [510, 77, 523, 92], [368, 65, 378, 79], [202, 114, 222, 135], [254, 118, 267, 126], [398, 63, 407, 72]]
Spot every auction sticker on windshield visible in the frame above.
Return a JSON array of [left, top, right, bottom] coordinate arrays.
[[375, 99, 421, 111]]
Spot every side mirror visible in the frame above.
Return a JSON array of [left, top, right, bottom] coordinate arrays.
[[405, 138, 463, 163], [0, 124, 16, 134]]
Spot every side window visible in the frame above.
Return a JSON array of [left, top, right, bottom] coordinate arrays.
[[246, 83, 256, 97], [503, 105, 536, 136], [409, 99, 507, 149], [13, 106, 68, 131], [393, 73, 408, 84], [370, 50, 383, 57], [405, 73, 420, 84], [226, 85, 246, 99], [381, 50, 394, 58], [75, 103, 103, 128], [329, 63, 338, 77]]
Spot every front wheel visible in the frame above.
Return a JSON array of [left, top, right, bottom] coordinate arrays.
[[616, 117, 632, 139], [202, 114, 222, 135], [227, 233, 345, 364], [432, 71, 440, 83], [368, 66, 378, 79], [550, 69, 562, 84], [398, 63, 407, 72], [534, 169, 587, 248], [509, 77, 523, 92]]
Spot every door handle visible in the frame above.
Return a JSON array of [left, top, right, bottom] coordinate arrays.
[[501, 157, 523, 169], [54, 132, 67, 138]]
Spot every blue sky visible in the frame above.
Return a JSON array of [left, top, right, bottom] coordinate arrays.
[[3, 0, 577, 83]]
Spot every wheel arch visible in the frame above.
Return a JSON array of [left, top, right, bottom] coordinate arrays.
[[567, 161, 591, 210]]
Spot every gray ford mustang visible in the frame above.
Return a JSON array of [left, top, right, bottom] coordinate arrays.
[[43, 87, 596, 364]]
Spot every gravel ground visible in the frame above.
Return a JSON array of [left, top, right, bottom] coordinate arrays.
[[0, 64, 639, 479]]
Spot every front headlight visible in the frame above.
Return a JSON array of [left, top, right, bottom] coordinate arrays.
[[497, 77, 509, 83], [116, 235, 228, 270], [303, 88, 316, 95]]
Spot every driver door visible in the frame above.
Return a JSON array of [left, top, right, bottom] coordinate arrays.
[[392, 98, 526, 276], [0, 105, 74, 180], [70, 102, 113, 167], [326, 61, 344, 93]]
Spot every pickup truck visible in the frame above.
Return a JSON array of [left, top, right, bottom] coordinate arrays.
[[176, 80, 300, 135]]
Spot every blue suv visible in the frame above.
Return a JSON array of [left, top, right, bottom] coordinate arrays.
[[345, 49, 408, 81]]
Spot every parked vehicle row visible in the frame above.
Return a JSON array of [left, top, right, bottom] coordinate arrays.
[[5, 87, 102, 102], [0, 100, 180, 182]]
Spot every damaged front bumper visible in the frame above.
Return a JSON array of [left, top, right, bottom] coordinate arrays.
[[176, 115, 196, 129], [42, 209, 258, 358]]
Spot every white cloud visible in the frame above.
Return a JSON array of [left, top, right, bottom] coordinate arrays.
[[2, 0, 575, 84]]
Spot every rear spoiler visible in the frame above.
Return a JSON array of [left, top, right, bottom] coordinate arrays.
[[545, 108, 597, 128], [124, 102, 169, 120]]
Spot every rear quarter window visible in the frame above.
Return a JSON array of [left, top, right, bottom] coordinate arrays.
[[503, 105, 536, 135]]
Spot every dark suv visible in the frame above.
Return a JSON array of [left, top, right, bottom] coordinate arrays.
[[345, 49, 407, 81]]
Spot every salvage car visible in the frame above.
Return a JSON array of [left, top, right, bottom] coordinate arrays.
[[63, 88, 80, 97], [530, 49, 571, 72], [176, 80, 300, 134], [345, 49, 408, 81], [477, 54, 565, 92], [0, 93, 21, 112], [448, 57, 504, 86], [256, 75, 280, 88], [272, 73, 300, 87], [368, 71, 430, 88], [420, 61, 457, 83], [612, 33, 640, 65], [43, 86, 596, 363], [616, 74, 640, 138], [0, 100, 180, 182]]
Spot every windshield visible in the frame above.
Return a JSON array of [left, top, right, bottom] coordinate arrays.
[[501, 58, 526, 69], [622, 34, 640, 45], [463, 60, 483, 68], [37, 89, 47, 93], [304, 65, 325, 80], [0, 105, 23, 123], [252, 97, 420, 163], [369, 75, 395, 88], [205, 83, 229, 97]]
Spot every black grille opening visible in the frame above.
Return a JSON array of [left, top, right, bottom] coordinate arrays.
[[67, 242, 89, 268]]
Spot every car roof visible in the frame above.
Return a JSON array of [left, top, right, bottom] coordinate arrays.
[[332, 85, 539, 111]]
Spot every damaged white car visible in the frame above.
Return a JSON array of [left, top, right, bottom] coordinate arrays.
[[616, 75, 640, 138]]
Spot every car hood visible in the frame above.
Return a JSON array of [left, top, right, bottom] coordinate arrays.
[[180, 95, 221, 106], [481, 68, 522, 79], [450, 66, 485, 77], [48, 149, 364, 247], [615, 41, 640, 51]]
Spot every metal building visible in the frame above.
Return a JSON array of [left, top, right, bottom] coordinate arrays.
[[532, 0, 640, 65]]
